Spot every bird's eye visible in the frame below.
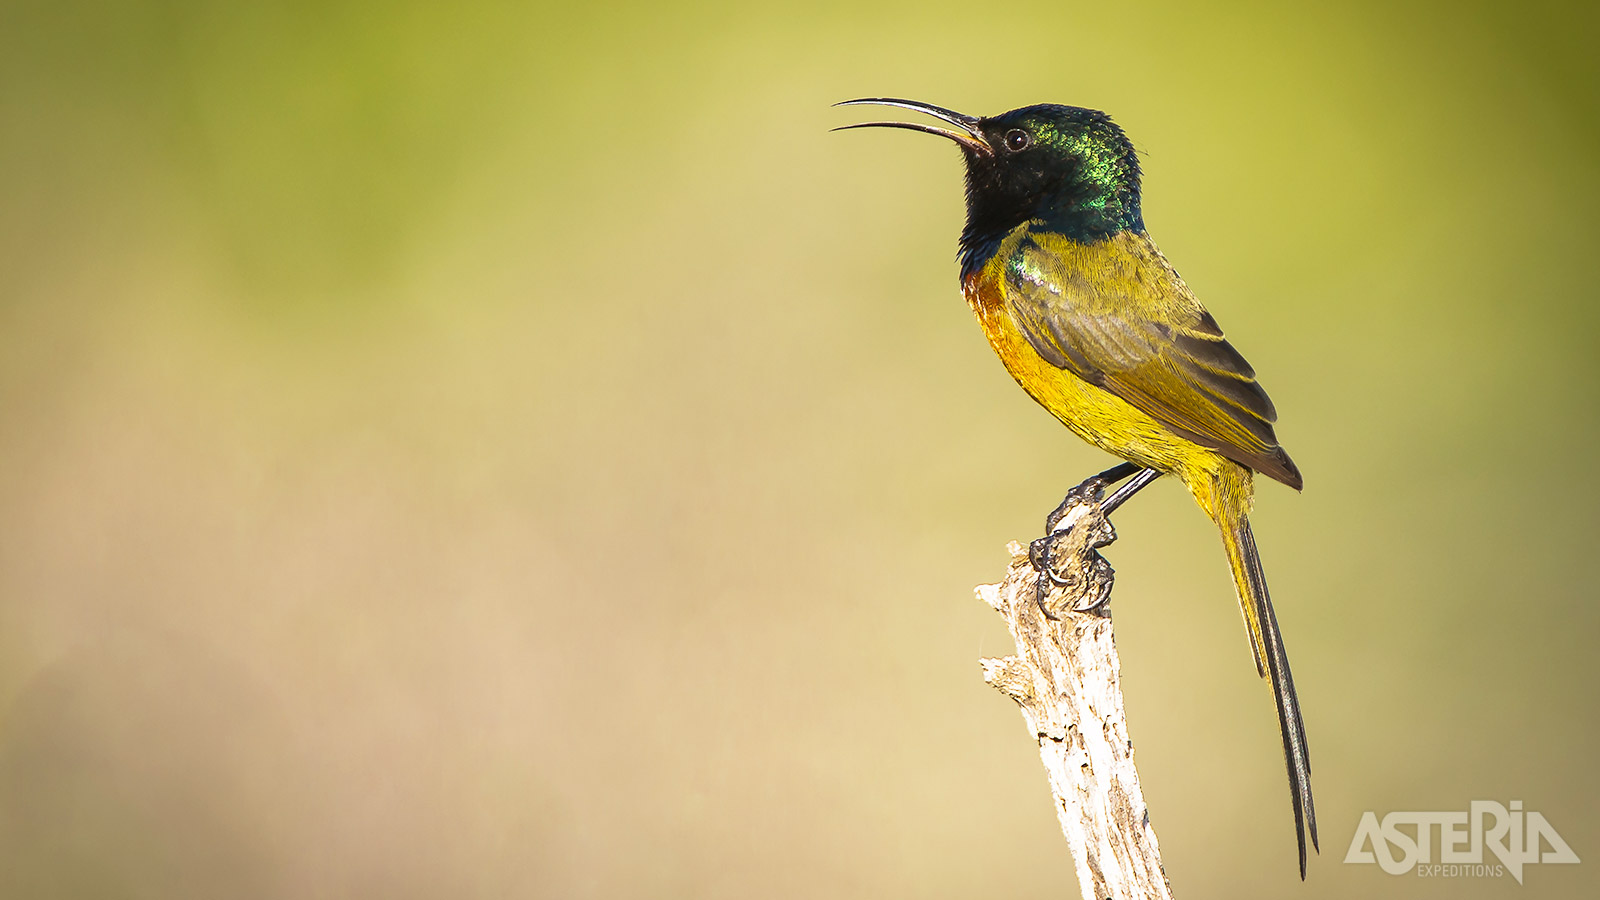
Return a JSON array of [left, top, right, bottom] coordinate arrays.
[[1004, 129, 1032, 152]]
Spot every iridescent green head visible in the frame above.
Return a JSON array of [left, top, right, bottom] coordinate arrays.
[[835, 99, 1143, 274]]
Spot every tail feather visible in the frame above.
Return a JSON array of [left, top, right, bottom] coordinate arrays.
[[1221, 512, 1317, 878]]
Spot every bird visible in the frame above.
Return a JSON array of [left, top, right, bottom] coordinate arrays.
[[835, 98, 1317, 878]]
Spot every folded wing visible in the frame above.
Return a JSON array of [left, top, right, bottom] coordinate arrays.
[[1004, 232, 1302, 489]]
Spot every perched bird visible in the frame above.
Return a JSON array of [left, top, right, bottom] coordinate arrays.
[[836, 98, 1316, 877]]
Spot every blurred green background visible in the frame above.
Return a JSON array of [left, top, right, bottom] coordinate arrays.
[[1, 0, 1596, 897]]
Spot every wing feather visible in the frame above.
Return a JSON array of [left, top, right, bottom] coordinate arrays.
[[1003, 233, 1301, 488]]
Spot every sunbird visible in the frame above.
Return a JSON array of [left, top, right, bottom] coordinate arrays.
[[837, 98, 1316, 877]]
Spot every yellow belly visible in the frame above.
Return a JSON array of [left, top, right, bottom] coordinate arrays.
[[968, 289, 1181, 462]]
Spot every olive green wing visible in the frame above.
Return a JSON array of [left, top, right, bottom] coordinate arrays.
[[1004, 234, 1302, 489]]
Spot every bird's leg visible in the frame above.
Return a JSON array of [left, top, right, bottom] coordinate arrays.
[[1041, 462, 1139, 534], [1101, 467, 1162, 516], [1029, 464, 1162, 616]]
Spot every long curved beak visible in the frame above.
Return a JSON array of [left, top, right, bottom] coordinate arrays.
[[832, 98, 991, 156]]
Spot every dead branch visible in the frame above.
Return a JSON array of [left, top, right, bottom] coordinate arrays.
[[977, 477, 1174, 900]]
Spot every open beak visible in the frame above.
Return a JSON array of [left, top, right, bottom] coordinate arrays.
[[832, 98, 991, 156]]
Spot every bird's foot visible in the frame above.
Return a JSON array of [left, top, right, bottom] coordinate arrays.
[[1030, 468, 1131, 616]]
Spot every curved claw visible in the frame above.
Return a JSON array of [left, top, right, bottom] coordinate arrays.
[[1028, 535, 1063, 619], [1072, 591, 1114, 614]]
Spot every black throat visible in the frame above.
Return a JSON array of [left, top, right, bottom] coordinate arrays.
[[956, 149, 1144, 280]]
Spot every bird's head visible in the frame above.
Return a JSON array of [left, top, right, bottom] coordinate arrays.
[[836, 99, 1144, 274]]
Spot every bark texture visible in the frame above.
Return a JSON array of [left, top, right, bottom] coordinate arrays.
[[977, 478, 1174, 900]]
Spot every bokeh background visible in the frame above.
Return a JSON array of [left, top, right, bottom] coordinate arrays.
[[1, 0, 1596, 897]]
